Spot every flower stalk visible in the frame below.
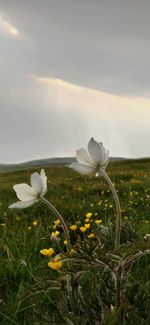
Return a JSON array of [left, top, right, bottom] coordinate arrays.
[[40, 196, 70, 251], [69, 138, 122, 254], [100, 169, 121, 254]]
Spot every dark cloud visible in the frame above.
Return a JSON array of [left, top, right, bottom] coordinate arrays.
[[0, 0, 150, 95]]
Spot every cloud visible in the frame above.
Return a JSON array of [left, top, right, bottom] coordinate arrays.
[[1, 71, 150, 163], [34, 76, 150, 158], [0, 1, 150, 163], [0, 0, 150, 96]]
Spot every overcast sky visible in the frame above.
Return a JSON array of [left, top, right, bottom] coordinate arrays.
[[0, 0, 150, 163]]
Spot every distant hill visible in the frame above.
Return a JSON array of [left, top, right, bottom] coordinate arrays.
[[0, 157, 75, 172], [0, 156, 126, 172], [1, 156, 150, 173]]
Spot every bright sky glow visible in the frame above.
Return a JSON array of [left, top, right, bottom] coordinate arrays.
[[34, 75, 150, 159], [0, 14, 19, 36]]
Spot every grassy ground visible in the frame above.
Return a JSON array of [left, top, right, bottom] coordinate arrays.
[[0, 159, 150, 324]]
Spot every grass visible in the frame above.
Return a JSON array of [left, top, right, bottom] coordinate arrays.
[[0, 159, 150, 324]]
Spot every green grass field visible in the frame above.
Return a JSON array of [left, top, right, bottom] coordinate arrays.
[[0, 159, 150, 324]]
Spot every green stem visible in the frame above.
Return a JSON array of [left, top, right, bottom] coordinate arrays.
[[40, 196, 70, 251], [100, 169, 121, 254]]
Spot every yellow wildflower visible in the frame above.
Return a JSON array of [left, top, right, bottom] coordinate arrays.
[[95, 219, 102, 225], [85, 218, 90, 223], [33, 220, 38, 226], [84, 223, 91, 229], [70, 225, 77, 231], [48, 256, 63, 270], [85, 212, 92, 218], [80, 226, 86, 233], [54, 219, 60, 225], [88, 233, 95, 238], [51, 231, 60, 237], [40, 248, 54, 257], [64, 240, 68, 245]]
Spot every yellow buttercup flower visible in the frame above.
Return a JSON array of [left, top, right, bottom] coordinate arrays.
[[64, 240, 68, 245], [80, 226, 86, 233], [87, 233, 95, 238], [109, 204, 113, 208], [84, 223, 91, 229], [51, 231, 60, 237], [70, 225, 77, 231], [95, 219, 102, 225], [54, 219, 60, 225], [48, 256, 63, 270], [40, 248, 54, 257], [33, 220, 38, 226], [85, 218, 90, 223], [85, 212, 92, 218]]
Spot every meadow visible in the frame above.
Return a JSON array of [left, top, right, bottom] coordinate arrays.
[[0, 159, 150, 325]]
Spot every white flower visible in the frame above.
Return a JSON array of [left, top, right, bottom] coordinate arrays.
[[9, 169, 47, 209], [69, 137, 109, 175]]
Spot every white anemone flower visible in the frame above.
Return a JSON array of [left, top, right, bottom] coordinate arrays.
[[9, 169, 47, 209], [69, 137, 109, 175]]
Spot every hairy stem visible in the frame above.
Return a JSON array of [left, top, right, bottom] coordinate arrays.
[[40, 196, 70, 251], [115, 266, 123, 325], [100, 169, 121, 254]]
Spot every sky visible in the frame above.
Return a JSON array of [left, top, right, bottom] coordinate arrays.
[[0, 0, 150, 163]]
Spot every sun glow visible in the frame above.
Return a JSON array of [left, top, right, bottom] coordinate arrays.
[[0, 15, 19, 36], [36, 76, 88, 93], [35, 75, 150, 112], [34, 75, 150, 158]]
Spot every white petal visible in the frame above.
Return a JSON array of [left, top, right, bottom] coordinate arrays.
[[98, 143, 109, 161], [40, 169, 47, 195], [69, 162, 95, 175], [76, 148, 95, 166], [103, 150, 109, 167], [13, 184, 37, 201], [9, 199, 37, 209], [88, 138, 107, 165], [31, 172, 44, 195]]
